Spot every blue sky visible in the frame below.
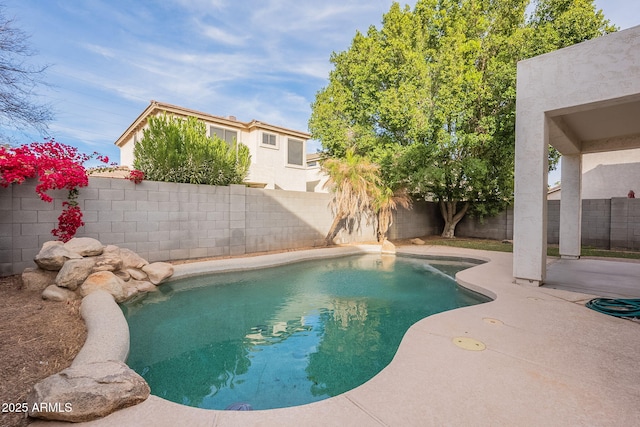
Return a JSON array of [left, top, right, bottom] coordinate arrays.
[[3, 0, 639, 169]]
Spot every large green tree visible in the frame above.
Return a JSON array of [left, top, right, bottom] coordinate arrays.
[[310, 0, 614, 237], [527, 0, 616, 55], [134, 114, 250, 186]]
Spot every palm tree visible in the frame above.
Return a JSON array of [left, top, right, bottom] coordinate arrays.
[[373, 187, 412, 242], [322, 150, 381, 245]]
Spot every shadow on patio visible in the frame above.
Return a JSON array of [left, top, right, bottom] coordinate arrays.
[[544, 258, 640, 298]]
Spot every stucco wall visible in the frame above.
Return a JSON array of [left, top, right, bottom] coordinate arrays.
[[582, 149, 640, 199], [550, 149, 640, 200], [0, 178, 438, 276]]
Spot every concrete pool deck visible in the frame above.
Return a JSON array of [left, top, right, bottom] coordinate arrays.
[[33, 245, 640, 426]]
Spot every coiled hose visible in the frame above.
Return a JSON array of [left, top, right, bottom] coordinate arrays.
[[586, 298, 640, 319]]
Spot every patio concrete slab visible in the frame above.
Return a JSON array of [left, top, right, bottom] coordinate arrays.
[[545, 258, 640, 298], [31, 245, 640, 427]]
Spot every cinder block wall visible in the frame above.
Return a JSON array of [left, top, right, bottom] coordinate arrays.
[[610, 198, 640, 251], [546, 199, 637, 250], [388, 201, 443, 240], [3, 178, 639, 276], [547, 200, 561, 244], [0, 183, 13, 276], [581, 199, 611, 248], [0, 178, 435, 276], [547, 200, 607, 247], [448, 199, 639, 251], [456, 207, 514, 241]]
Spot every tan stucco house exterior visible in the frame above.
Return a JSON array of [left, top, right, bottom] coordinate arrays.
[[115, 101, 313, 192], [548, 148, 640, 200], [305, 152, 329, 193]]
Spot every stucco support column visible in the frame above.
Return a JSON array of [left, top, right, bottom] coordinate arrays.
[[559, 154, 582, 259], [513, 114, 549, 286]]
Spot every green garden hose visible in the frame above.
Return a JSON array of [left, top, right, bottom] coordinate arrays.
[[586, 298, 640, 319]]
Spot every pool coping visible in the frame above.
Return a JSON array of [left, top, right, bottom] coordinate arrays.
[[33, 245, 640, 426]]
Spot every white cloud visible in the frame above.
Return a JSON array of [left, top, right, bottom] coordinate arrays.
[[169, 0, 227, 13], [250, 2, 381, 33], [81, 43, 117, 59], [197, 22, 249, 46], [8, 0, 401, 158]]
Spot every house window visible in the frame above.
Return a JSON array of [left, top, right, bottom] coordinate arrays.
[[262, 132, 277, 147], [287, 138, 304, 166], [210, 126, 238, 144]]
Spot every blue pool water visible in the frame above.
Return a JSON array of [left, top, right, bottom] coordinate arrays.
[[120, 255, 489, 410]]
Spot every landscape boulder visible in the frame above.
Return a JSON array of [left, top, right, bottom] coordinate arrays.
[[411, 238, 426, 245], [42, 285, 79, 302], [91, 245, 123, 272], [34, 241, 82, 271], [127, 268, 148, 281], [381, 239, 396, 254], [130, 280, 156, 293], [27, 360, 150, 422], [142, 262, 174, 285], [120, 248, 149, 270], [122, 280, 156, 299], [63, 237, 104, 257], [80, 271, 126, 302], [30, 239, 174, 303], [114, 269, 131, 282], [55, 258, 97, 290], [22, 268, 57, 292]]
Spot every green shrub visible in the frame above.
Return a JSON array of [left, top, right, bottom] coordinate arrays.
[[133, 114, 250, 185]]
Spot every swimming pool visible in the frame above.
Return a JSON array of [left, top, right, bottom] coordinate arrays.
[[120, 254, 490, 410]]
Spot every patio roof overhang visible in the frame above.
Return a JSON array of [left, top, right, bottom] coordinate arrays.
[[513, 25, 640, 286]]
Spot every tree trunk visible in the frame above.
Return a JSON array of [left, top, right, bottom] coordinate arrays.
[[439, 201, 470, 238], [324, 215, 346, 246], [375, 212, 384, 243]]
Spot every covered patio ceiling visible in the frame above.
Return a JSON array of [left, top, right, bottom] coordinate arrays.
[[548, 94, 640, 155]]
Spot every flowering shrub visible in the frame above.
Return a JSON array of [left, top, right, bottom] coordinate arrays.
[[0, 139, 112, 242], [52, 199, 83, 242], [127, 169, 145, 184]]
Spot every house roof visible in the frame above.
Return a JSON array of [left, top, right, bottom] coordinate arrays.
[[306, 152, 323, 162], [547, 184, 561, 196], [114, 100, 311, 147]]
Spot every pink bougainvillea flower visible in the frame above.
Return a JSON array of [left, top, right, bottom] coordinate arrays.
[[0, 139, 110, 241]]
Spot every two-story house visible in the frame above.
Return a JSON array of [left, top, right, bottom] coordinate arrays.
[[115, 101, 313, 191]]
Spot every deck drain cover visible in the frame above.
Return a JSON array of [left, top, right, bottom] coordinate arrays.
[[453, 337, 486, 351], [483, 318, 503, 325]]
